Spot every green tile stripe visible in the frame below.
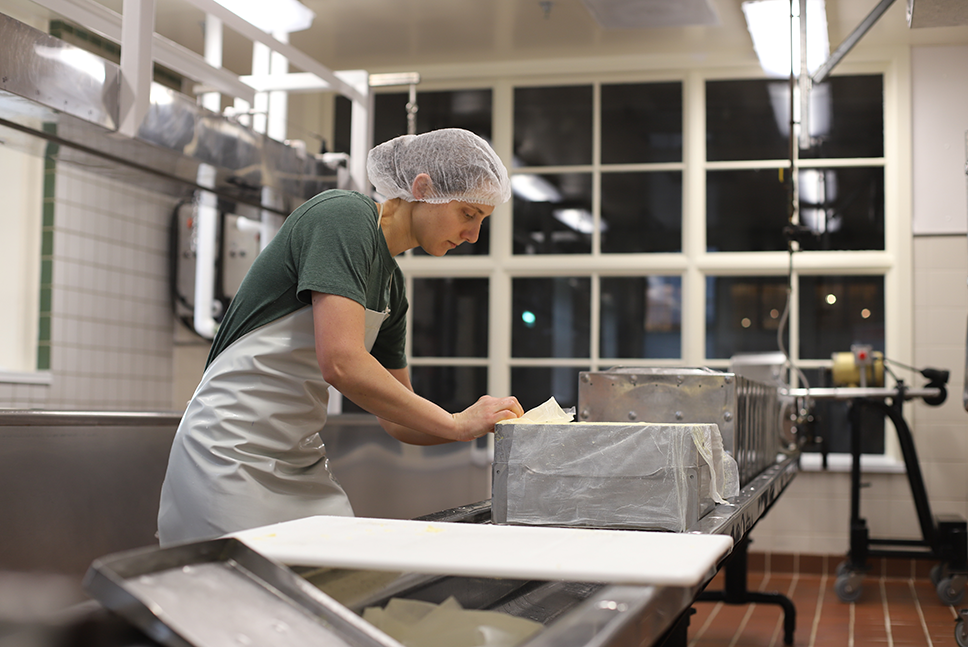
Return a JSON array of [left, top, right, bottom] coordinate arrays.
[[37, 123, 57, 371]]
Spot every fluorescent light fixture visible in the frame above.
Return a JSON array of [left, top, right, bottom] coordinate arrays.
[[213, 0, 315, 34], [742, 0, 829, 78]]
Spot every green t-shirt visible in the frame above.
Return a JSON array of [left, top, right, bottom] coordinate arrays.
[[207, 190, 408, 370]]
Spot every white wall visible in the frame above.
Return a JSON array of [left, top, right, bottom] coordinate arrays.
[[0, 164, 177, 410], [912, 45, 968, 234]]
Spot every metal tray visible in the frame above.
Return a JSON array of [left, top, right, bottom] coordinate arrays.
[[82, 537, 400, 647]]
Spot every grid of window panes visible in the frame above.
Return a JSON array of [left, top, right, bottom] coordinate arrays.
[[705, 75, 886, 454], [337, 75, 890, 436]]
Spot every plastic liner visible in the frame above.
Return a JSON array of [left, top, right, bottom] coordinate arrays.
[[363, 596, 542, 647], [493, 422, 738, 532]]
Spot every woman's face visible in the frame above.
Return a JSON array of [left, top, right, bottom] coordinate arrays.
[[412, 199, 495, 256]]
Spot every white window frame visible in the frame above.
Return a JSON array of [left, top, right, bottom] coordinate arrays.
[[395, 50, 912, 464]]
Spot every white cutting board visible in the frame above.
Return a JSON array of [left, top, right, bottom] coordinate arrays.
[[230, 515, 733, 588]]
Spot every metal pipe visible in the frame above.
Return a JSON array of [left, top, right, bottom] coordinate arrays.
[[784, 386, 942, 400], [0, 410, 183, 426], [811, 0, 897, 85]]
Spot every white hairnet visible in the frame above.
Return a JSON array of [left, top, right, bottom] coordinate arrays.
[[366, 128, 511, 206]]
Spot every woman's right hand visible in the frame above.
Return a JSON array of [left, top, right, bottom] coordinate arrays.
[[451, 395, 524, 442]]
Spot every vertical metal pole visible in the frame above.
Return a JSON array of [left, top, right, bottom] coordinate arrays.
[[342, 70, 373, 194], [118, 0, 155, 137]]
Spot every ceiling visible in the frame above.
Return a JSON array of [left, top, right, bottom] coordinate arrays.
[[155, 0, 968, 76], [4, 0, 968, 79]]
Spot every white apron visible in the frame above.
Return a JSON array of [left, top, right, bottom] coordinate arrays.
[[157, 303, 389, 546]]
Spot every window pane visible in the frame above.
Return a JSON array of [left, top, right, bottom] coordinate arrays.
[[798, 368, 885, 455], [601, 82, 682, 164], [600, 276, 682, 359], [511, 366, 587, 411], [799, 275, 884, 359], [706, 79, 790, 161], [512, 173, 592, 254], [411, 278, 489, 358], [602, 171, 682, 253], [335, 89, 493, 151], [800, 75, 883, 159], [706, 276, 790, 359], [512, 277, 591, 358], [410, 366, 489, 414], [797, 167, 884, 251], [706, 170, 789, 252], [514, 86, 593, 167]]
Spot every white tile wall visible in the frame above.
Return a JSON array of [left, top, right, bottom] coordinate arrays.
[[0, 163, 180, 410], [751, 235, 968, 556]]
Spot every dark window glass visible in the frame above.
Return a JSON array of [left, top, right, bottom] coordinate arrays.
[[512, 277, 591, 358], [511, 366, 587, 412], [411, 278, 489, 358], [800, 75, 883, 159], [706, 169, 790, 252], [705, 276, 790, 359], [799, 275, 884, 359], [797, 167, 884, 251], [601, 82, 682, 164], [334, 89, 493, 151], [600, 276, 682, 359], [601, 171, 682, 253], [706, 79, 790, 161], [410, 366, 489, 414], [514, 86, 593, 167], [512, 173, 592, 254], [798, 368, 885, 455]]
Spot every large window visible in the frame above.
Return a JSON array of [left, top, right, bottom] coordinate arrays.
[[355, 70, 900, 459]]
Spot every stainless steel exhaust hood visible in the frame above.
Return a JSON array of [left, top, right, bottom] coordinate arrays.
[[0, 12, 336, 214]]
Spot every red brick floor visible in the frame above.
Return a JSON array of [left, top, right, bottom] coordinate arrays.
[[687, 561, 965, 646]]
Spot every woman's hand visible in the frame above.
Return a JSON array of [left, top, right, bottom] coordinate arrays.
[[451, 395, 525, 442]]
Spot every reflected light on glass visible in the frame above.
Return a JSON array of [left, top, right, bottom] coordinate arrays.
[[742, 0, 829, 78], [214, 0, 315, 33], [511, 174, 562, 202], [741, 317, 752, 328], [521, 311, 537, 327], [554, 208, 603, 235], [799, 169, 840, 234], [770, 308, 779, 319], [861, 308, 871, 319], [34, 46, 106, 84], [825, 293, 837, 305]]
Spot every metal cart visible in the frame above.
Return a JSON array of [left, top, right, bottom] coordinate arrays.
[[788, 381, 967, 606]]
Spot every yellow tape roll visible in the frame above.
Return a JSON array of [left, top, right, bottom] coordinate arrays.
[[831, 351, 884, 387]]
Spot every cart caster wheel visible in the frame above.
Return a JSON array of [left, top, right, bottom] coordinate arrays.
[[931, 563, 949, 586], [836, 572, 863, 603], [956, 617, 968, 647], [937, 575, 966, 606], [836, 560, 852, 577]]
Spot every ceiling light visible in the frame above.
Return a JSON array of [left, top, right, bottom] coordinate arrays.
[[742, 0, 829, 78], [213, 0, 315, 34]]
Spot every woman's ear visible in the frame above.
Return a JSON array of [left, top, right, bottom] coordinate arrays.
[[411, 173, 433, 200]]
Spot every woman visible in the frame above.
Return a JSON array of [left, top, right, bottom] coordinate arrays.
[[158, 128, 523, 546]]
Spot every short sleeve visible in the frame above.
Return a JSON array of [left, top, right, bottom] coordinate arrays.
[[287, 193, 379, 308]]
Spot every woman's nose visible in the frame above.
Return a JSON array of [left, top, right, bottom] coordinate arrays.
[[463, 222, 481, 243]]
